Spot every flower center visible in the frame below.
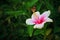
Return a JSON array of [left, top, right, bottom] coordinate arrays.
[[34, 16, 45, 24]]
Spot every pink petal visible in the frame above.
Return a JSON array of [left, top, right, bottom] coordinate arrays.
[[41, 10, 50, 18], [34, 23, 45, 29], [38, 10, 50, 23], [31, 11, 40, 20], [26, 18, 35, 25], [46, 18, 53, 22]]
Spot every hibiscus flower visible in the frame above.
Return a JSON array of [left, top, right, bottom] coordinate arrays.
[[26, 10, 53, 29]]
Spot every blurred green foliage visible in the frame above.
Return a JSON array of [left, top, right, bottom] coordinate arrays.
[[0, 0, 60, 40]]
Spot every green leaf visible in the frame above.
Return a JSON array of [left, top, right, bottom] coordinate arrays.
[[36, 1, 43, 11], [25, 0, 38, 8], [45, 0, 54, 11], [5, 10, 26, 16], [34, 29, 45, 36], [27, 25, 34, 37], [45, 29, 52, 36]]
